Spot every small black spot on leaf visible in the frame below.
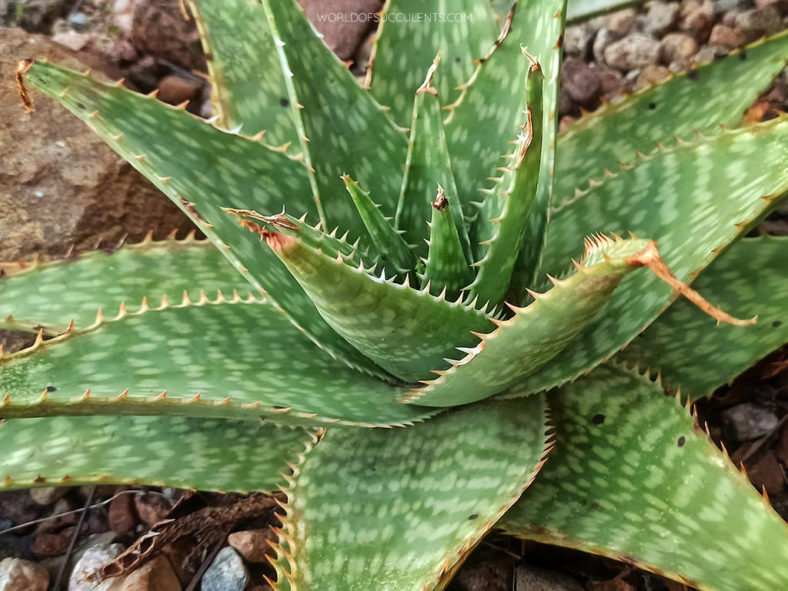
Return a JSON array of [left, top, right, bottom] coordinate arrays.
[[468, 513, 478, 520], [739, 51, 747, 61], [76, 102, 86, 110], [455, 57, 461, 63], [591, 413, 605, 425], [46, 385, 56, 392], [678, 436, 686, 447], [772, 321, 782, 328], [687, 70, 698, 81], [280, 98, 290, 107], [648, 102, 657, 110]]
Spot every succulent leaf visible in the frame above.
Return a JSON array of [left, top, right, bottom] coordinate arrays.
[[468, 61, 544, 307], [566, 0, 646, 22], [555, 32, 788, 200], [0, 415, 317, 493], [342, 175, 417, 275], [616, 236, 788, 399], [500, 364, 788, 591], [422, 188, 474, 300], [259, 231, 494, 383], [0, 294, 432, 428], [21, 60, 387, 378], [187, 0, 298, 147], [515, 118, 788, 396], [404, 238, 657, 407], [396, 56, 472, 262], [446, 0, 566, 284], [259, 0, 408, 241], [366, 0, 500, 127], [274, 395, 551, 590], [0, 234, 243, 334]]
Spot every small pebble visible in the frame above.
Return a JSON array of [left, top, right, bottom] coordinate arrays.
[[709, 23, 747, 46], [68, 12, 88, 32], [680, 1, 715, 40], [636, 64, 672, 89], [722, 402, 779, 441], [69, 542, 126, 591], [604, 34, 661, 70], [123, 555, 182, 591], [605, 8, 638, 34], [645, 1, 681, 36], [0, 557, 50, 591], [564, 23, 596, 59], [228, 529, 276, 563], [156, 75, 204, 107], [561, 58, 602, 105], [659, 32, 699, 66], [30, 486, 68, 506], [693, 44, 730, 63], [201, 547, 248, 591], [592, 28, 622, 63], [735, 6, 783, 38]]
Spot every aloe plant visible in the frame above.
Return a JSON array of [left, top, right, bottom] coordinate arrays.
[[4, 0, 788, 589]]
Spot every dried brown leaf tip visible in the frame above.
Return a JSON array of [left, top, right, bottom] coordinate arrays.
[[431, 187, 448, 210], [625, 240, 756, 327], [16, 59, 34, 114]]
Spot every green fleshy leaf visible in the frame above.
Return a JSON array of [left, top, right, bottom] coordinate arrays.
[[262, 232, 494, 383], [566, 0, 646, 22], [404, 238, 654, 407], [396, 58, 471, 262], [188, 0, 298, 147], [227, 208, 366, 267], [0, 295, 433, 428], [0, 235, 245, 334], [500, 364, 788, 591], [515, 118, 788, 396], [468, 60, 544, 307], [22, 60, 387, 379], [421, 189, 474, 300], [446, 0, 565, 283], [260, 0, 408, 240], [366, 0, 499, 127], [342, 175, 416, 274], [616, 236, 788, 399], [555, 32, 788, 201], [273, 396, 550, 590], [0, 415, 316, 493]]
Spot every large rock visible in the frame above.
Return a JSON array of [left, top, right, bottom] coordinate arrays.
[[0, 29, 193, 262]]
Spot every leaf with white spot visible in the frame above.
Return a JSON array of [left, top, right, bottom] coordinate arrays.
[[342, 175, 416, 275], [21, 60, 387, 378], [0, 235, 244, 334], [405, 238, 670, 408], [555, 32, 788, 201], [0, 415, 317, 493], [468, 59, 544, 307], [188, 0, 298, 147], [272, 395, 550, 590], [259, 0, 408, 243], [616, 236, 788, 399], [515, 117, 788, 396], [366, 0, 500, 127], [396, 57, 472, 262], [500, 364, 788, 591], [261, 230, 494, 383], [422, 189, 474, 301], [446, 0, 565, 284], [0, 295, 433, 428]]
